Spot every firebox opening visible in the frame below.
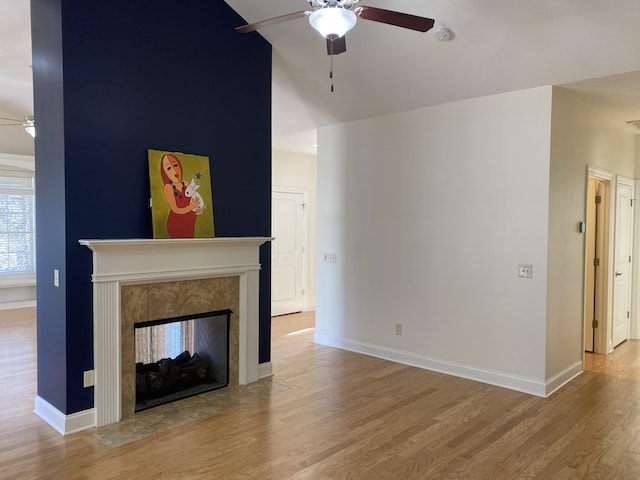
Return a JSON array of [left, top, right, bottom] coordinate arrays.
[[134, 309, 231, 412]]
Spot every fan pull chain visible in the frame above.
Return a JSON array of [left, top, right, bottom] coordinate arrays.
[[329, 52, 334, 92]]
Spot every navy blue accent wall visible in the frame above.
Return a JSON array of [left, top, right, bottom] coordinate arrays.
[[31, 0, 68, 413], [32, 0, 272, 414]]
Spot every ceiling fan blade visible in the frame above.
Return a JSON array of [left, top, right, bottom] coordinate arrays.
[[236, 11, 310, 33], [0, 116, 22, 123], [0, 124, 24, 127], [326, 36, 347, 56], [357, 6, 435, 32]]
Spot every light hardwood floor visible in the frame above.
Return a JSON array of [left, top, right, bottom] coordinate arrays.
[[2, 307, 640, 479]]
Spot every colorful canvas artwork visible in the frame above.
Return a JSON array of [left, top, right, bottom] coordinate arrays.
[[148, 149, 215, 239]]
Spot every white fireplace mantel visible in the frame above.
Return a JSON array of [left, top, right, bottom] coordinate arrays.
[[79, 237, 272, 427]]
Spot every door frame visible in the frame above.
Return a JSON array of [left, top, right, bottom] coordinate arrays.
[[633, 179, 640, 340], [272, 185, 309, 312], [584, 166, 613, 354]]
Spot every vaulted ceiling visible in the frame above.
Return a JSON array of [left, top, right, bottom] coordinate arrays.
[[227, 0, 640, 150], [3, 1, 640, 157]]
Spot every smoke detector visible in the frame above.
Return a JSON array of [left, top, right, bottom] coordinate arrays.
[[434, 26, 453, 41]]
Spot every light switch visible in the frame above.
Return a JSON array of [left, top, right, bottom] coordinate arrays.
[[324, 253, 337, 263]]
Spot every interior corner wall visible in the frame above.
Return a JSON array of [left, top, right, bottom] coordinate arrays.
[[316, 87, 553, 392], [31, 0, 271, 415], [272, 149, 317, 309], [547, 87, 636, 379]]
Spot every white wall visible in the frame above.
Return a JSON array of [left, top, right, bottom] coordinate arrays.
[[0, 153, 36, 310], [547, 87, 637, 376], [316, 87, 553, 395], [0, 109, 34, 157], [272, 149, 317, 309]]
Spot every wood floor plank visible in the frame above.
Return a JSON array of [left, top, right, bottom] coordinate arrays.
[[4, 308, 640, 478]]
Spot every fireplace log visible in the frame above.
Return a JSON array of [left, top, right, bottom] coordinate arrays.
[[136, 350, 213, 404], [168, 367, 182, 388], [174, 350, 191, 366], [147, 371, 165, 391], [182, 353, 209, 380], [136, 362, 159, 374], [158, 357, 174, 375]]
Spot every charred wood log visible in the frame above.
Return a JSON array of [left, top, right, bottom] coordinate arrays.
[[136, 350, 213, 402], [174, 350, 191, 366], [147, 371, 165, 391]]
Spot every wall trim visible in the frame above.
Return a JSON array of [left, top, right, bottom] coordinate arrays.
[[545, 361, 583, 396], [34, 395, 95, 436], [258, 361, 273, 379], [314, 333, 548, 397], [0, 153, 35, 171], [0, 299, 36, 311]]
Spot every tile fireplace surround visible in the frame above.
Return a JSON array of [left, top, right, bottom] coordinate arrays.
[[76, 237, 272, 430]]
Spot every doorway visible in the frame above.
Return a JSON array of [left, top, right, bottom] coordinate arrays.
[[584, 168, 611, 354], [583, 168, 635, 354]]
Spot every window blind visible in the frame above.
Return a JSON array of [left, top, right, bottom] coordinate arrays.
[[0, 172, 35, 274]]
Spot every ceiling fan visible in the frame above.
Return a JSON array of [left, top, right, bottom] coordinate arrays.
[[0, 116, 35, 137], [235, 0, 436, 56]]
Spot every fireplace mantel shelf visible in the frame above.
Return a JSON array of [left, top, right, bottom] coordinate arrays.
[[79, 237, 273, 249], [79, 237, 273, 283]]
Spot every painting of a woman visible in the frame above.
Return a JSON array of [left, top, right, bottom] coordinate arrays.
[[160, 153, 204, 238], [148, 149, 215, 239]]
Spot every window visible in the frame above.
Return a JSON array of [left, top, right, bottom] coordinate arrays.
[[0, 171, 35, 281]]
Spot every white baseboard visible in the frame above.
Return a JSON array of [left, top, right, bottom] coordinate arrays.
[[258, 361, 273, 379], [545, 361, 583, 396], [0, 299, 36, 311], [314, 333, 549, 397], [34, 395, 95, 436]]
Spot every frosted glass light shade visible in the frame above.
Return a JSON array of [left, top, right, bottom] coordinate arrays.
[[309, 7, 357, 38], [23, 118, 35, 137]]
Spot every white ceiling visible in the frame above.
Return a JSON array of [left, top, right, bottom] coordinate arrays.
[[3, 1, 640, 157], [227, 0, 640, 150], [0, 0, 34, 155]]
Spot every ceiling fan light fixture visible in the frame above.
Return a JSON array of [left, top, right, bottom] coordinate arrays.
[[309, 7, 357, 39], [23, 116, 35, 137]]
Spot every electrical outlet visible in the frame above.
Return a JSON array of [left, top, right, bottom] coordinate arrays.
[[395, 323, 403, 335], [83, 370, 94, 388], [518, 264, 533, 278]]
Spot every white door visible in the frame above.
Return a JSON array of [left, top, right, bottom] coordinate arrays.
[[612, 180, 634, 348], [271, 191, 304, 316]]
